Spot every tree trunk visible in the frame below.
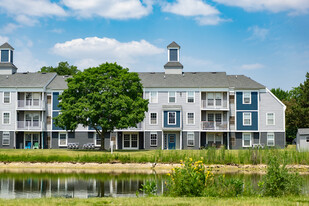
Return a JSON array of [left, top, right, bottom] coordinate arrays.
[[100, 130, 105, 150]]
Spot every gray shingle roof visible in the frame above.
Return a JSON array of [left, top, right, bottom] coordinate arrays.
[[164, 62, 183, 68], [298, 128, 309, 135], [0, 42, 14, 50], [0, 73, 56, 88], [227, 75, 265, 89], [46, 75, 71, 90], [0, 63, 17, 69], [167, 41, 180, 48]]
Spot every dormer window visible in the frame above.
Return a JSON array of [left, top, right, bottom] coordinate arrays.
[[1, 50, 9, 62], [169, 49, 178, 62]]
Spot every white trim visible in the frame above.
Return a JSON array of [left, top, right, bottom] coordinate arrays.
[[2, 111, 11, 125], [144, 88, 229, 92], [168, 48, 179, 62], [149, 112, 158, 125], [186, 112, 195, 125], [149, 91, 158, 103], [168, 111, 177, 125], [3, 91, 11, 104], [94, 133, 101, 147], [122, 133, 139, 149], [58, 132, 68, 147], [206, 132, 223, 145], [187, 132, 195, 147], [242, 132, 252, 147], [266, 88, 286, 109], [267, 132, 275, 146], [168, 91, 176, 103], [186, 91, 195, 103], [2, 131, 10, 146], [243, 112, 251, 126], [243, 91, 251, 104], [266, 112, 275, 126], [150, 132, 158, 147]]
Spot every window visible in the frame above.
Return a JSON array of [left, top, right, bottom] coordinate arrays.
[[267, 113, 275, 125], [169, 49, 178, 61], [215, 93, 222, 106], [150, 132, 157, 146], [168, 91, 176, 103], [59, 133, 67, 147], [207, 113, 214, 122], [33, 93, 40, 106], [207, 133, 222, 145], [124, 134, 130, 148], [215, 113, 222, 123], [150, 91, 158, 103], [306, 137, 309, 143], [1, 50, 9, 62], [187, 91, 194, 103], [207, 93, 214, 106], [2, 132, 10, 146], [187, 132, 194, 146], [3, 92, 10, 103], [150, 113, 157, 125], [243, 112, 251, 126], [168, 112, 176, 125], [243, 92, 251, 104], [267, 133, 275, 146], [243, 133, 251, 147], [3, 112, 10, 124], [123, 133, 138, 149], [187, 113, 194, 125], [93, 133, 101, 146]]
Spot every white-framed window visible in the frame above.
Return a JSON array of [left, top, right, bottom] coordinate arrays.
[[187, 112, 195, 125], [242, 133, 251, 147], [207, 93, 214, 106], [267, 132, 275, 146], [3, 92, 10, 104], [2, 112, 10, 125], [168, 112, 176, 125], [150, 132, 157, 146], [266, 113, 275, 125], [243, 112, 251, 126], [168, 91, 176, 103], [58, 132, 68, 147], [2, 132, 10, 146], [123, 133, 138, 149], [94, 133, 101, 146], [187, 91, 195, 103], [149, 91, 158, 103], [215, 93, 222, 106], [187, 132, 195, 146], [243, 92, 251, 104], [207, 133, 223, 145], [306, 136, 309, 143], [150, 113, 157, 125]]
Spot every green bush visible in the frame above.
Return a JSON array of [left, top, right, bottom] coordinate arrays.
[[138, 180, 157, 197]]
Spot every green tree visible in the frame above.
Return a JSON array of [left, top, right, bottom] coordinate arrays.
[[39, 61, 79, 75], [270, 88, 290, 101], [54, 63, 148, 150]]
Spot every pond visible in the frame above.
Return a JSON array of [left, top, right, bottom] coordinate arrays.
[[0, 172, 308, 198]]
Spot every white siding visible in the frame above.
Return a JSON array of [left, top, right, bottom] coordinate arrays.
[[0, 91, 17, 130]]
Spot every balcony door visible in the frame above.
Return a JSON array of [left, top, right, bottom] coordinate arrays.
[[25, 112, 40, 128], [25, 92, 40, 106], [24, 133, 40, 149], [207, 113, 222, 128], [207, 133, 223, 146]]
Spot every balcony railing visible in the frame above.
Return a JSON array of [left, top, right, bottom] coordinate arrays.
[[17, 100, 45, 110], [201, 121, 228, 130], [201, 100, 228, 110], [17, 121, 42, 130]]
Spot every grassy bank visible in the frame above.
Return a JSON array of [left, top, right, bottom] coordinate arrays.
[[0, 146, 308, 165], [0, 196, 308, 206]]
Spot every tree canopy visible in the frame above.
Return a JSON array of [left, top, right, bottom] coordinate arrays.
[[54, 63, 149, 149], [39, 61, 80, 75]]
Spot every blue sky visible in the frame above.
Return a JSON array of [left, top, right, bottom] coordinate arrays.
[[0, 0, 308, 90]]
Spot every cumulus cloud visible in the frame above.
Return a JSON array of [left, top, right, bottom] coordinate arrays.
[[241, 63, 264, 70], [52, 37, 164, 69], [14, 48, 47, 72], [213, 0, 309, 15], [161, 0, 228, 25], [0, 35, 9, 43], [247, 26, 269, 41], [62, 0, 153, 19]]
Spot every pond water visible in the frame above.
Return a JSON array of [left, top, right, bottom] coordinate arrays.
[[0, 172, 308, 199]]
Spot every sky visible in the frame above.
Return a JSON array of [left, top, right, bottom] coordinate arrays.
[[0, 0, 308, 90]]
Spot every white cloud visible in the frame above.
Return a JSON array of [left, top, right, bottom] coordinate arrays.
[[62, 0, 153, 19], [213, 0, 309, 15], [247, 26, 269, 41], [52, 37, 164, 69], [50, 29, 64, 34], [1, 23, 20, 34], [14, 48, 47, 72], [161, 0, 228, 25], [241, 63, 264, 70], [0, 35, 9, 43], [15, 15, 39, 26]]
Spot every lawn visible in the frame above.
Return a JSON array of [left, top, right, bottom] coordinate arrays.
[[0, 146, 308, 165], [0, 196, 308, 206]]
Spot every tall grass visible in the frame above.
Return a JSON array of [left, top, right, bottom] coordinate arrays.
[[0, 147, 308, 165]]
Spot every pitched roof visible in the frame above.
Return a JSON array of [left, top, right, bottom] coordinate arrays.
[[0, 42, 14, 50], [298, 128, 309, 135], [0, 63, 17, 69], [164, 62, 183, 68], [227, 75, 265, 89], [167, 41, 180, 48], [0, 72, 56, 88], [46, 75, 71, 90]]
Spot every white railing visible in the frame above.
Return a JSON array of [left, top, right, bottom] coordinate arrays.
[[17, 121, 42, 130], [201, 100, 228, 110], [201, 121, 228, 130], [17, 100, 45, 110]]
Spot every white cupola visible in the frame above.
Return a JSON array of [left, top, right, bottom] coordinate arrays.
[[0, 42, 17, 75], [164, 41, 183, 74]]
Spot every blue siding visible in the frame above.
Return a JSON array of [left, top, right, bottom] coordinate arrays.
[[1, 50, 8, 62], [164, 111, 181, 128], [52, 112, 63, 130], [236, 92, 258, 110], [53, 92, 60, 110], [10, 50, 13, 63], [236, 111, 258, 130]]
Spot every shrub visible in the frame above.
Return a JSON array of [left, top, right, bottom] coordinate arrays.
[[138, 180, 157, 197]]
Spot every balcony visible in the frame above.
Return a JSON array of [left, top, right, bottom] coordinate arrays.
[[17, 100, 45, 110], [201, 121, 228, 130], [201, 100, 228, 110], [17, 121, 43, 131]]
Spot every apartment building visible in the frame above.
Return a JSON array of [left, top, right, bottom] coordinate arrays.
[[0, 42, 286, 150]]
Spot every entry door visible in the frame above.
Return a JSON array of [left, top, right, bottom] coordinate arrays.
[[168, 134, 176, 149], [24, 133, 40, 149]]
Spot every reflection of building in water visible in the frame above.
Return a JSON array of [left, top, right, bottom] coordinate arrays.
[[0, 177, 165, 199]]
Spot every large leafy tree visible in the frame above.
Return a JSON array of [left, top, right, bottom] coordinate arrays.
[[270, 88, 290, 101], [54, 63, 148, 150], [39, 61, 80, 75]]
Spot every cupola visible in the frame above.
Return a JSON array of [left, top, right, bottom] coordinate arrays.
[[0, 42, 17, 75], [164, 41, 183, 74]]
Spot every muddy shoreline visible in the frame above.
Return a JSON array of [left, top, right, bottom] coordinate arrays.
[[0, 162, 308, 174]]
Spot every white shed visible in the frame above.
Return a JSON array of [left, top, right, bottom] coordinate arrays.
[[296, 128, 309, 151]]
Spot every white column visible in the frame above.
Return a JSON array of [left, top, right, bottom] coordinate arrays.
[[161, 132, 164, 150], [180, 131, 182, 150], [227, 132, 230, 150], [116, 132, 118, 150]]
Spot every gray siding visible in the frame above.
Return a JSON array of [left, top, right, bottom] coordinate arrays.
[[144, 131, 162, 150], [0, 91, 17, 131], [260, 132, 285, 148], [182, 131, 199, 150], [298, 134, 309, 151], [0, 131, 14, 148]]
